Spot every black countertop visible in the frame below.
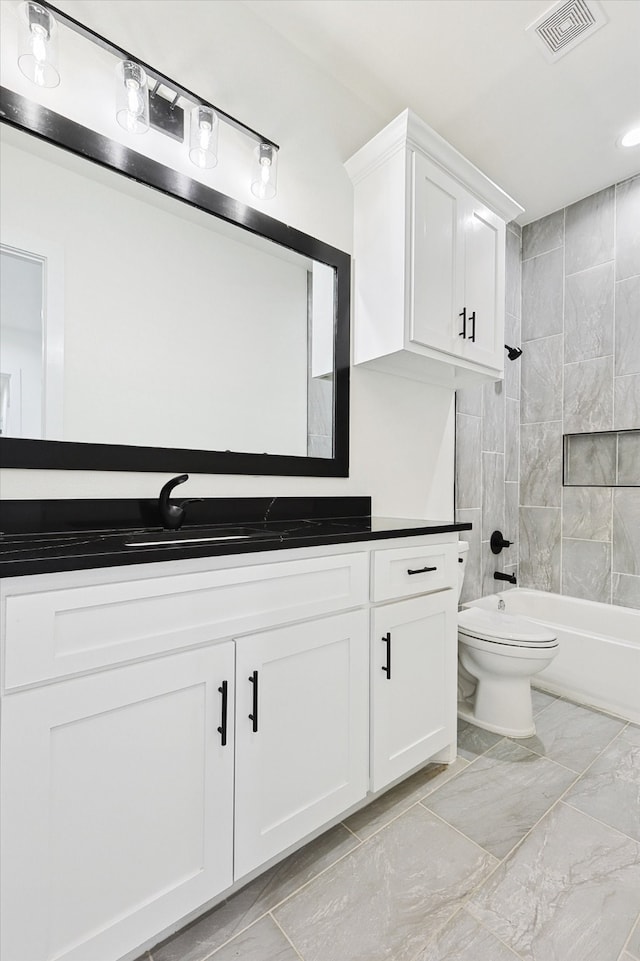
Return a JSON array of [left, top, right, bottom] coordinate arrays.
[[0, 497, 471, 578]]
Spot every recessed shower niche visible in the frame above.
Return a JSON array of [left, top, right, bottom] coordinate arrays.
[[563, 429, 640, 487]]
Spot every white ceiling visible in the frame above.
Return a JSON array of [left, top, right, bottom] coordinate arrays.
[[243, 0, 640, 224]]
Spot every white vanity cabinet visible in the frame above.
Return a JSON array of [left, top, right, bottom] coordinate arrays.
[[0, 534, 459, 961], [345, 108, 523, 388]]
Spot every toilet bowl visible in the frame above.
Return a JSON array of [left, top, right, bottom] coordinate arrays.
[[456, 543, 558, 738]]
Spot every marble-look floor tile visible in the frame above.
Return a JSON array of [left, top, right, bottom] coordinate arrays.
[[531, 688, 558, 715], [204, 916, 300, 961], [564, 737, 640, 842], [468, 802, 640, 961], [344, 759, 467, 841], [564, 356, 614, 434], [412, 908, 522, 961], [565, 184, 615, 275], [151, 824, 358, 961], [424, 739, 576, 858], [457, 719, 504, 761], [621, 724, 640, 748], [273, 805, 497, 961], [626, 915, 640, 956], [513, 697, 626, 772]]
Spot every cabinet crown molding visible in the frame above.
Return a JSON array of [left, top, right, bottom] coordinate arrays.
[[345, 108, 524, 223]]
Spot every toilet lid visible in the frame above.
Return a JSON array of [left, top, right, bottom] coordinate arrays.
[[458, 608, 557, 647]]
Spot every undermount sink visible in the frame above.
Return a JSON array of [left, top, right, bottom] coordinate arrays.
[[124, 527, 272, 548]]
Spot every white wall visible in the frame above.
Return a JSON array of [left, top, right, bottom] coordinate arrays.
[[0, 0, 455, 519]]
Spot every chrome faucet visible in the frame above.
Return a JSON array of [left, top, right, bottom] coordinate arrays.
[[158, 474, 203, 530]]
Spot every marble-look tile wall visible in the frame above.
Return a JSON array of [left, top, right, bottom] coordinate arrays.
[[519, 175, 640, 609], [455, 223, 522, 603]]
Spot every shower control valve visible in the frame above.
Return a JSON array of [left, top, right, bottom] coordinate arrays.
[[490, 530, 513, 555]]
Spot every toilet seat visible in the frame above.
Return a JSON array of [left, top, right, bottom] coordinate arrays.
[[458, 608, 558, 649]]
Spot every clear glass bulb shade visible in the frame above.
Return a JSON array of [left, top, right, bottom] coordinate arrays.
[[115, 61, 150, 134], [17, 1, 60, 88], [251, 143, 278, 200], [189, 106, 219, 168]]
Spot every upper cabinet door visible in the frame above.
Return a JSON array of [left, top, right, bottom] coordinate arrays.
[[458, 199, 505, 370], [410, 150, 464, 355]]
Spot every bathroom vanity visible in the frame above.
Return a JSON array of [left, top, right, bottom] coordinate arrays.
[[0, 499, 469, 961]]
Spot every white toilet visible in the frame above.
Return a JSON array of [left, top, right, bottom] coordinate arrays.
[[456, 541, 558, 738]]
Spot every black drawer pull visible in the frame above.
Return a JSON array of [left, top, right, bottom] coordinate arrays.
[[217, 680, 228, 746], [407, 565, 437, 575], [248, 670, 259, 733], [382, 632, 391, 680], [469, 310, 476, 343], [459, 307, 467, 338]]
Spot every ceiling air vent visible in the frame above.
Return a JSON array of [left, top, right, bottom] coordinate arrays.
[[526, 0, 608, 62]]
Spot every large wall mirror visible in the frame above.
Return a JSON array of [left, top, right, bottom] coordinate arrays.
[[0, 85, 350, 476]]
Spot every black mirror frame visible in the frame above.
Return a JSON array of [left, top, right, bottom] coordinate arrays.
[[0, 86, 350, 477]]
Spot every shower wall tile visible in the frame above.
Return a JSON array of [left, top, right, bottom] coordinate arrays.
[[614, 374, 640, 430], [482, 539, 504, 597], [563, 356, 613, 433], [562, 487, 612, 541], [504, 340, 521, 403], [617, 431, 640, 486], [615, 275, 640, 376], [506, 226, 522, 318], [456, 385, 482, 416], [522, 208, 564, 262], [520, 422, 562, 507], [562, 538, 611, 604], [521, 335, 563, 424], [505, 399, 520, 482], [615, 175, 640, 281], [482, 381, 505, 453], [520, 507, 561, 592], [522, 248, 564, 341], [481, 452, 505, 541], [564, 432, 617, 486], [456, 413, 482, 510], [612, 573, 640, 610], [565, 185, 615, 275], [564, 263, 614, 364], [456, 508, 482, 605], [613, 488, 640, 575], [505, 482, 519, 555]]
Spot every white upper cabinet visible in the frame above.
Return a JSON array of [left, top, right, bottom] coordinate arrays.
[[345, 109, 524, 388]]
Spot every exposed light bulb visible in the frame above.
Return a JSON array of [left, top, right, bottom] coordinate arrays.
[[115, 61, 149, 134], [17, 2, 60, 88], [189, 106, 218, 168], [251, 143, 278, 200]]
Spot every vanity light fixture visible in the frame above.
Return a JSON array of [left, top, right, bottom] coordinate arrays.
[[620, 126, 640, 148], [13, 0, 280, 197], [251, 143, 278, 200], [189, 105, 219, 169], [17, 1, 60, 88], [115, 60, 150, 134]]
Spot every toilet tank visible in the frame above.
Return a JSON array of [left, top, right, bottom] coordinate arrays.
[[457, 541, 469, 602]]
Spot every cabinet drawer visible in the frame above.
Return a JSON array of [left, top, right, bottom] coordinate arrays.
[[371, 543, 457, 602], [3, 552, 369, 689]]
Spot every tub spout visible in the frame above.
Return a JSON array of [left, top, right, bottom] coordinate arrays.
[[494, 571, 517, 585]]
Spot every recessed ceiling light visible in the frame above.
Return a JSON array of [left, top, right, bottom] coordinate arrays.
[[620, 126, 640, 148]]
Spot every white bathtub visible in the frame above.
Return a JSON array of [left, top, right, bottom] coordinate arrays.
[[464, 589, 640, 724]]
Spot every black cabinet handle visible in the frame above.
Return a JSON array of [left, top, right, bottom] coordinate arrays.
[[459, 307, 467, 338], [248, 670, 259, 732], [217, 680, 228, 746], [382, 632, 391, 680], [469, 310, 476, 343], [407, 565, 437, 575]]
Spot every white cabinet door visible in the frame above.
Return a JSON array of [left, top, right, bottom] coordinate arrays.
[[458, 199, 505, 370], [234, 610, 369, 880], [1, 645, 234, 961], [370, 591, 457, 793]]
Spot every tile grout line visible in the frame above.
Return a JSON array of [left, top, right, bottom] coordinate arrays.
[[269, 912, 306, 961], [560, 797, 640, 846]]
